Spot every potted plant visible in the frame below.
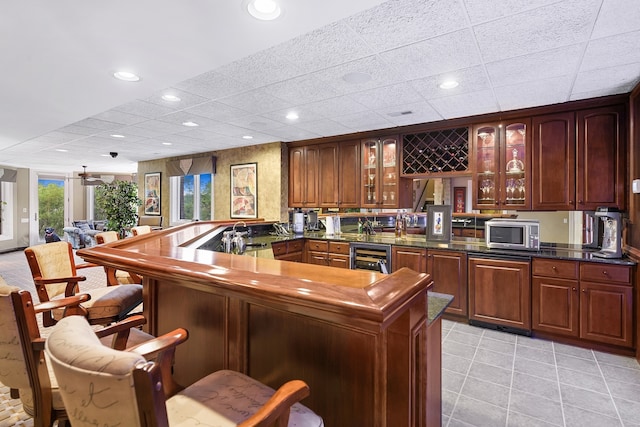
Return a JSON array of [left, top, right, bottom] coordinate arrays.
[[96, 181, 142, 238]]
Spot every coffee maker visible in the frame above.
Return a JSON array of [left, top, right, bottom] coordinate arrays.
[[593, 207, 623, 259]]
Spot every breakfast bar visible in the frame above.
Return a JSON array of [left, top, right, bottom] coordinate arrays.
[[78, 221, 447, 427]]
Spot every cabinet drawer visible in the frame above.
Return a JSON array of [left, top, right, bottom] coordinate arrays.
[[329, 241, 350, 255], [532, 258, 578, 279], [307, 240, 328, 252], [271, 242, 288, 256], [289, 239, 304, 252], [580, 263, 631, 285]]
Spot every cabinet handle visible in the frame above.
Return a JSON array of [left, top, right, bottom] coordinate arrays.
[[569, 200, 573, 204], [552, 266, 557, 270], [578, 200, 583, 204], [572, 287, 577, 291], [603, 270, 608, 276], [582, 289, 586, 293]]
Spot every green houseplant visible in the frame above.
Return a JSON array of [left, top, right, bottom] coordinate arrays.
[[96, 180, 142, 238]]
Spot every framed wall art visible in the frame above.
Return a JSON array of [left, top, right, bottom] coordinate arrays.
[[144, 172, 161, 215], [230, 163, 257, 219], [427, 205, 451, 242], [454, 187, 466, 213]]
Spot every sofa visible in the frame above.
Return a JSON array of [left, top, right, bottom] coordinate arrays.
[[62, 220, 106, 249]]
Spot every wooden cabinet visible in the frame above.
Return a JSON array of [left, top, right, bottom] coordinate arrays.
[[337, 140, 361, 208], [317, 143, 339, 208], [579, 263, 632, 347], [362, 136, 411, 209], [271, 239, 304, 262], [472, 119, 531, 210], [428, 250, 468, 317], [532, 105, 626, 210], [468, 256, 531, 331], [576, 105, 626, 210], [289, 145, 319, 207], [305, 239, 350, 269], [392, 246, 427, 273], [532, 258, 633, 348]]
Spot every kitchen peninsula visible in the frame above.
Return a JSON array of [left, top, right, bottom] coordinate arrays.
[[78, 220, 449, 427]]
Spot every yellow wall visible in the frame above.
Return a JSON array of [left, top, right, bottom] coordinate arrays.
[[137, 142, 288, 225]]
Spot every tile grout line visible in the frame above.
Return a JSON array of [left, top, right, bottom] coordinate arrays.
[[504, 333, 518, 427], [593, 352, 626, 426], [551, 341, 568, 427]]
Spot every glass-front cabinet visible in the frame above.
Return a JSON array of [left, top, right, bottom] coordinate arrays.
[[362, 136, 408, 208], [472, 119, 531, 210]]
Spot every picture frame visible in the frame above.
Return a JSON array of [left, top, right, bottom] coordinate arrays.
[[144, 172, 161, 215], [427, 205, 451, 242], [230, 163, 257, 219], [454, 187, 466, 213]]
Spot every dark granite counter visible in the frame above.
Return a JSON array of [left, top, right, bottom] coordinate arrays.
[[428, 291, 454, 325]]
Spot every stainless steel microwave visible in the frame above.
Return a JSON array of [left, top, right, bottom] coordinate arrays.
[[485, 219, 540, 250]]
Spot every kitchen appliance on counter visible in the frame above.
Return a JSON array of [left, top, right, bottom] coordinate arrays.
[[582, 211, 602, 249], [485, 219, 540, 251], [292, 211, 305, 235], [593, 207, 623, 259], [307, 210, 319, 231]]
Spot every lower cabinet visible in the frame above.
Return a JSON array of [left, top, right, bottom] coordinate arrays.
[[306, 239, 350, 268], [532, 259, 633, 348], [393, 247, 467, 317], [468, 256, 531, 331], [271, 239, 304, 262]]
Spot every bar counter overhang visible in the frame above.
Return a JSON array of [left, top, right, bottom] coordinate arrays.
[[78, 221, 440, 426]]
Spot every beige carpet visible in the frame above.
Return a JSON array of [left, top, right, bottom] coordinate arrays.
[[0, 247, 125, 426]]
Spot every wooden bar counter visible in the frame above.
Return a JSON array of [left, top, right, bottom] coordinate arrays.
[[78, 221, 439, 426]]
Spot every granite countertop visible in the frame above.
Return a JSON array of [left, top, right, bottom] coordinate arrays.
[[428, 291, 454, 325], [275, 232, 637, 266]]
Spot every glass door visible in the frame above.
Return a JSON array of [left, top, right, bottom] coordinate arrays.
[[380, 137, 398, 208], [503, 122, 528, 209], [30, 172, 70, 245], [474, 125, 498, 209], [362, 139, 379, 207]]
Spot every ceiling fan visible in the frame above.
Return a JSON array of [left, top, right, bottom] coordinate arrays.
[[75, 166, 115, 185]]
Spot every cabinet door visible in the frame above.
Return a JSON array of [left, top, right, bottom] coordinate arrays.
[[532, 276, 579, 337], [392, 246, 426, 273], [362, 139, 380, 207], [338, 140, 360, 208], [303, 146, 319, 207], [502, 120, 530, 210], [531, 112, 576, 210], [473, 124, 499, 209], [318, 143, 339, 207], [579, 281, 633, 347], [307, 251, 328, 266], [427, 250, 467, 317], [288, 145, 319, 207], [468, 257, 531, 330], [576, 105, 626, 210], [327, 254, 350, 269]]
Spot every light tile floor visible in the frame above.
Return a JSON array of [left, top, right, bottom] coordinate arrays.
[[2, 248, 640, 426], [441, 319, 640, 427]]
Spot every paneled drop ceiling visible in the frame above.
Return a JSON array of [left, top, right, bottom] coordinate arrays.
[[1, 0, 639, 173]]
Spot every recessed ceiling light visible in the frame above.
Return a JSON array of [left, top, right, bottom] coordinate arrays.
[[246, 0, 281, 20], [243, 135, 254, 140], [162, 142, 172, 146], [342, 72, 372, 84], [182, 121, 199, 127], [55, 149, 68, 152], [110, 134, 125, 138], [162, 94, 181, 102], [113, 71, 141, 82], [286, 112, 299, 120], [439, 80, 459, 89]]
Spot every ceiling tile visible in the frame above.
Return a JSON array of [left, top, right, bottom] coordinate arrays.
[[474, 0, 601, 62], [73, 118, 124, 132], [592, 0, 640, 38], [346, 0, 468, 51], [381, 29, 482, 80], [217, 88, 291, 115], [143, 88, 210, 110], [263, 74, 340, 104], [302, 96, 369, 118], [378, 101, 443, 126], [486, 44, 585, 87], [411, 66, 491, 99], [174, 71, 249, 100], [573, 63, 640, 94], [90, 110, 148, 126], [263, 126, 320, 142], [156, 112, 221, 131], [581, 30, 640, 72], [312, 55, 404, 95], [463, 0, 559, 24], [331, 110, 392, 132], [429, 89, 500, 119], [215, 47, 304, 88], [293, 119, 355, 136], [347, 82, 425, 110], [494, 76, 573, 111], [114, 100, 176, 119], [227, 114, 291, 131], [186, 101, 252, 122]]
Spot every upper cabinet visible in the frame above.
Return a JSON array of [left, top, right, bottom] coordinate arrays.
[[289, 145, 319, 208], [290, 140, 360, 209], [472, 119, 531, 210], [532, 105, 625, 210], [361, 136, 412, 209]]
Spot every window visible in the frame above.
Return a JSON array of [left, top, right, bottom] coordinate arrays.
[[0, 181, 14, 240], [170, 173, 212, 223]]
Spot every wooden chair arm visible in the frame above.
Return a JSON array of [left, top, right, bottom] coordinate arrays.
[[33, 294, 91, 313], [34, 275, 86, 285], [76, 262, 100, 270], [94, 314, 148, 350], [239, 380, 311, 427]]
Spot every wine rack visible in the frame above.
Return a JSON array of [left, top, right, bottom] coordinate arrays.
[[401, 127, 469, 175]]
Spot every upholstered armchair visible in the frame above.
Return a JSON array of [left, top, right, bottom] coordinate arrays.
[[0, 282, 152, 427], [24, 241, 143, 327], [62, 220, 104, 249], [46, 316, 324, 427], [131, 225, 152, 236]]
